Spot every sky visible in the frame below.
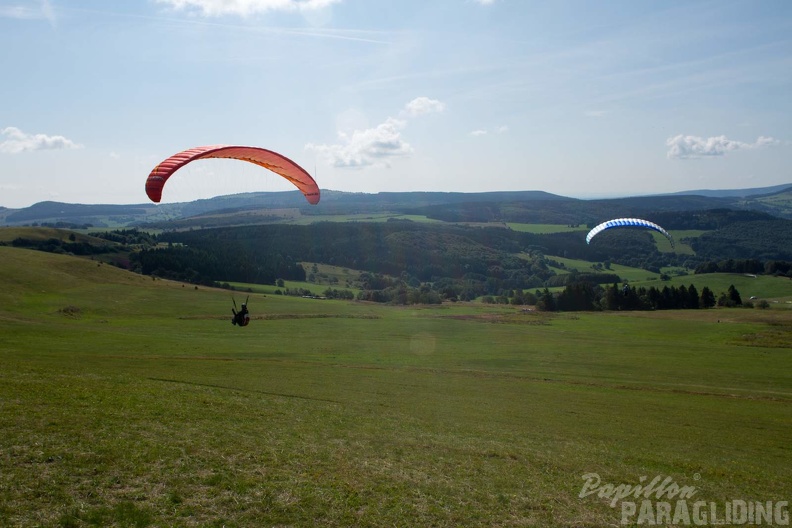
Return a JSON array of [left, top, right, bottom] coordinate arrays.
[[1, 0, 791, 208]]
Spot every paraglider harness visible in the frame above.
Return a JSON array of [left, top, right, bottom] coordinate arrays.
[[231, 296, 250, 327]]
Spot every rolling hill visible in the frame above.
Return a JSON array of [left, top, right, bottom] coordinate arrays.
[[655, 182, 792, 198], [2, 183, 791, 228]]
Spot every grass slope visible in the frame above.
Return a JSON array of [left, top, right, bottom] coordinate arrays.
[[740, 187, 792, 219], [0, 226, 117, 247], [632, 272, 792, 302], [506, 223, 588, 234], [1, 246, 791, 526], [546, 256, 662, 282]]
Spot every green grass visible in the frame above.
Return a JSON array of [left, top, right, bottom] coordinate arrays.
[[303, 262, 364, 288], [291, 213, 442, 225], [542, 256, 792, 301], [227, 263, 364, 297], [669, 229, 708, 240], [0, 226, 118, 247], [546, 256, 662, 282], [632, 272, 792, 303], [666, 229, 706, 255], [1, 246, 791, 526], [507, 223, 588, 234]]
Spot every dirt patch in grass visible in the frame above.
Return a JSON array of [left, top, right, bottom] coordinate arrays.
[[436, 313, 552, 325], [178, 313, 380, 321], [58, 305, 82, 318], [733, 328, 792, 349]]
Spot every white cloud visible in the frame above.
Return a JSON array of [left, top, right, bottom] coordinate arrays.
[[154, 0, 341, 17], [307, 97, 444, 168], [306, 118, 410, 168], [666, 134, 780, 159], [754, 136, 781, 149], [469, 125, 508, 137], [0, 127, 82, 153], [0, 5, 40, 19], [401, 97, 445, 117], [1, 0, 56, 25], [41, 0, 55, 25], [473, 0, 497, 5]]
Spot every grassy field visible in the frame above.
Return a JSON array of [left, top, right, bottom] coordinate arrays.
[[228, 263, 364, 297], [544, 255, 792, 302], [666, 230, 706, 255], [0, 226, 117, 246], [546, 256, 663, 283], [290, 213, 442, 225], [1, 246, 791, 527], [506, 224, 588, 234], [632, 273, 792, 303]]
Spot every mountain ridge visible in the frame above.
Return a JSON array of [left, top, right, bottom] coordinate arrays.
[[652, 183, 792, 198], [1, 183, 791, 227]]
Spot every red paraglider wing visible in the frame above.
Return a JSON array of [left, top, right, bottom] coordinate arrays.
[[145, 145, 320, 204]]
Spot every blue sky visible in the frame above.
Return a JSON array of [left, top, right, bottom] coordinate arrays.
[[1, 0, 790, 208]]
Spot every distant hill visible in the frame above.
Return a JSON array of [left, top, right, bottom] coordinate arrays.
[[3, 201, 151, 223], [2, 184, 792, 228], [655, 183, 792, 198], [0, 190, 571, 228], [733, 187, 792, 220]]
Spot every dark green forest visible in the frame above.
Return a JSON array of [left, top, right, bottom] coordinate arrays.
[[536, 282, 743, 312], [6, 206, 792, 308], [404, 196, 751, 225], [142, 215, 792, 303]]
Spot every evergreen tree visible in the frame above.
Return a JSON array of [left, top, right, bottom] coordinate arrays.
[[700, 286, 716, 308], [686, 284, 700, 309], [536, 288, 556, 311], [728, 284, 742, 305]]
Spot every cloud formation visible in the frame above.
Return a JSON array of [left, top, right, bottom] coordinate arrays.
[[307, 118, 410, 168], [155, 0, 341, 17], [666, 134, 780, 159], [0, 0, 56, 25], [469, 125, 508, 137], [401, 96, 445, 117], [0, 127, 82, 153], [307, 97, 445, 168], [0, 4, 39, 19]]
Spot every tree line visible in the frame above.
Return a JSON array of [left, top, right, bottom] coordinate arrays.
[[9, 223, 790, 308], [694, 258, 792, 277], [535, 282, 746, 312], [130, 244, 306, 286]]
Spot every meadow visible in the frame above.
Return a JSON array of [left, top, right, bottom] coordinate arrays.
[[506, 224, 588, 234], [631, 273, 792, 304], [1, 246, 791, 527], [546, 253, 792, 302], [290, 214, 442, 225], [544, 256, 663, 283]]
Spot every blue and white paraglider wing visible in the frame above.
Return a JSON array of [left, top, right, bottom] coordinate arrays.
[[586, 218, 674, 248]]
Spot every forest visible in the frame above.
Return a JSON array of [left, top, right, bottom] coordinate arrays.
[[5, 209, 792, 309], [535, 282, 745, 312]]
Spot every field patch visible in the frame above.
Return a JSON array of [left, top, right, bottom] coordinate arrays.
[[179, 312, 380, 321], [1, 247, 791, 526]]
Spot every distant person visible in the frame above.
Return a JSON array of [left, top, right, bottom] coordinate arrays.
[[231, 297, 250, 327]]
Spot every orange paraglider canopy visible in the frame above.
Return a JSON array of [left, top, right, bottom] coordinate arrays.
[[145, 145, 320, 204]]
